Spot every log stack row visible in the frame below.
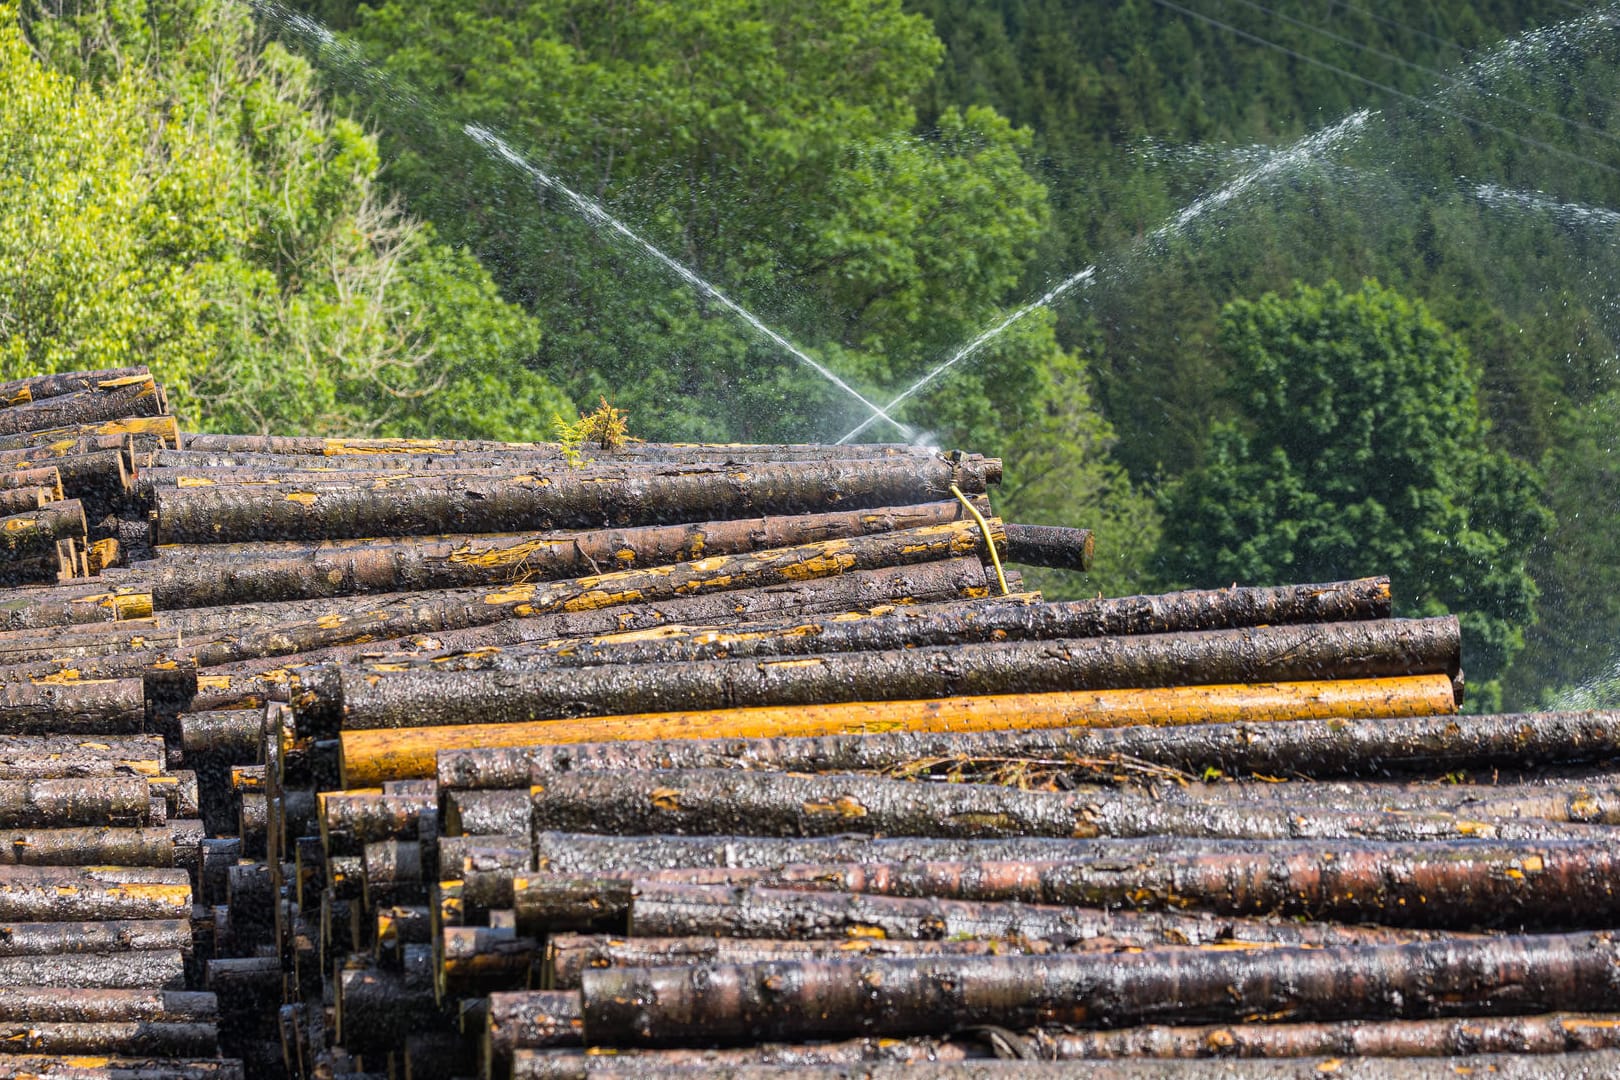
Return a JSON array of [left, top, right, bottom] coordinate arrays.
[[2, 367, 1618, 1077]]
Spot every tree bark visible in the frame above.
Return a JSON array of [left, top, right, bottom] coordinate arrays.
[[578, 932, 1620, 1047], [150, 455, 998, 543], [0, 734, 164, 780], [0, 488, 46, 516], [335, 950, 443, 1054], [485, 990, 586, 1065], [175, 433, 939, 462], [0, 987, 214, 1023], [0, 1020, 219, 1056], [341, 675, 1457, 785], [1002, 523, 1094, 571], [132, 502, 973, 608], [0, 949, 185, 989], [0, 776, 151, 827], [0, 467, 63, 499], [320, 790, 437, 856], [0, 677, 146, 735]]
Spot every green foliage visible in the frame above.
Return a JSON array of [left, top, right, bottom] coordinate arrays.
[[4, 0, 570, 437], [1155, 280, 1550, 709]]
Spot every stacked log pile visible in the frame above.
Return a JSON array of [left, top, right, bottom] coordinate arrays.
[[3, 367, 1620, 1078]]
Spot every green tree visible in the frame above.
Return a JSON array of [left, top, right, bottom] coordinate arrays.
[[1154, 279, 1550, 709], [5, 0, 571, 437]]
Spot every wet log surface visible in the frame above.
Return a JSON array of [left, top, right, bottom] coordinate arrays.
[[151, 456, 997, 542], [578, 932, 1620, 1046]]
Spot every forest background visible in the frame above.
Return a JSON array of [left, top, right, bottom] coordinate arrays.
[[3, 0, 1617, 709]]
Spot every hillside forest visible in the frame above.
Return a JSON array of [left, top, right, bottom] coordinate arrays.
[[4, 0, 1618, 710]]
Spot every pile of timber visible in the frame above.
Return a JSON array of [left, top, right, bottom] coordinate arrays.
[[3, 367, 1620, 1078]]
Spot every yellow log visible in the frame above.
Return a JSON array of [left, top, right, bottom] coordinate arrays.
[[339, 674, 1457, 785]]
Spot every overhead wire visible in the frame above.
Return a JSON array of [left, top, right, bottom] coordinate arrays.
[[1323, 0, 1465, 54], [1220, 0, 1620, 146], [1147, 0, 1620, 176]]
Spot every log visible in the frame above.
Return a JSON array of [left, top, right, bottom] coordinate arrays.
[[0, 734, 164, 780], [0, 1020, 219, 1056], [486, 990, 585, 1066], [320, 790, 437, 856], [0, 488, 46, 516], [1002, 523, 1094, 571], [0, 378, 162, 438], [0, 469, 63, 503], [438, 923, 537, 994], [564, 881, 1465, 947], [331, 617, 1459, 734], [444, 789, 531, 837], [0, 678, 146, 735], [335, 950, 443, 1054], [0, 367, 150, 408], [0, 949, 185, 989], [0, 824, 198, 868], [174, 520, 996, 671], [0, 414, 179, 454], [0, 776, 151, 827], [0, 622, 178, 666], [544, 934, 1068, 991], [0, 581, 151, 630], [0, 866, 191, 920], [0, 988, 214, 1023], [577, 932, 1620, 1046], [341, 675, 1459, 785], [609, 841, 1620, 929], [0, 500, 84, 565], [7, 450, 130, 518], [400, 578, 1400, 680], [0, 919, 191, 956], [1035, 1013, 1620, 1060], [132, 502, 973, 607], [150, 456, 998, 543], [521, 764, 1581, 842]]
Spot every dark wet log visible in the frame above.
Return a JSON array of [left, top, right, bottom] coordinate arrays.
[[0, 918, 191, 956], [615, 840, 1620, 929], [0, 678, 146, 735], [0, 1020, 219, 1056], [375, 904, 430, 967], [186, 556, 988, 713], [508, 1043, 975, 1079], [362, 840, 423, 908], [0, 866, 192, 920], [0, 487, 46, 516], [524, 766, 1583, 843], [0, 776, 150, 827], [579, 932, 1620, 1047], [343, 675, 1457, 785], [150, 456, 997, 543], [486, 991, 585, 1066], [1164, 776, 1620, 825], [512, 878, 634, 934], [339, 617, 1458, 734], [439, 832, 531, 878], [0, 734, 165, 780], [179, 711, 260, 762], [0, 949, 186, 989], [336, 949, 442, 1054], [0, 988, 214, 1024], [175, 521, 995, 672], [8, 450, 131, 519], [0, 822, 203, 868], [135, 502, 971, 608], [438, 923, 537, 994], [1002, 523, 1094, 571], [0, 378, 162, 437], [0, 622, 179, 666], [0, 414, 179, 454], [458, 840, 537, 919], [544, 934, 1066, 991], [1035, 1012, 1620, 1060], [0, 500, 84, 565], [407, 578, 1397, 681], [445, 789, 531, 837], [0, 367, 150, 408], [504, 1050, 1620, 1080], [0, 581, 150, 630], [320, 790, 437, 856], [568, 881, 1461, 947]]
